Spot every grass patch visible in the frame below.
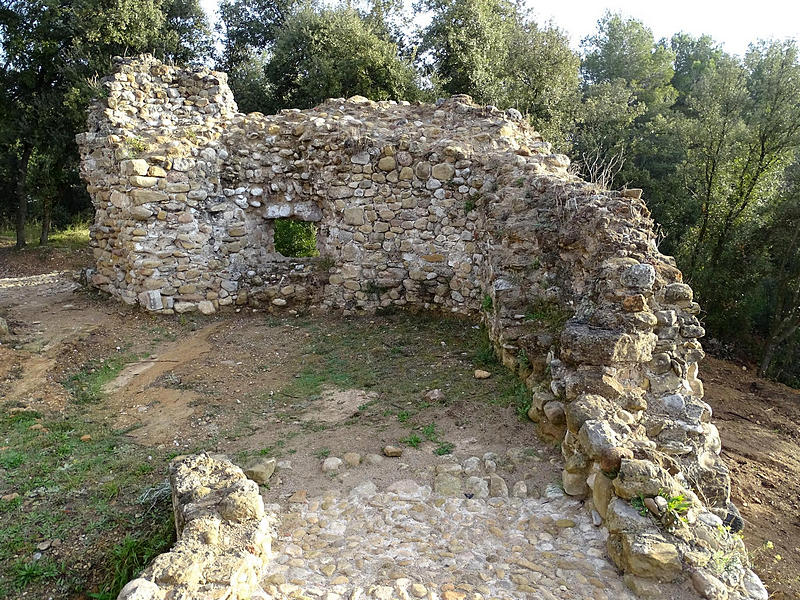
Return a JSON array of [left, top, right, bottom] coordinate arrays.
[[434, 442, 455, 455], [401, 434, 422, 448], [272, 315, 521, 430], [0, 393, 176, 597], [10, 558, 62, 590], [481, 294, 493, 312], [88, 512, 174, 600], [512, 384, 532, 420], [0, 220, 90, 250], [473, 328, 498, 369], [64, 353, 144, 404]]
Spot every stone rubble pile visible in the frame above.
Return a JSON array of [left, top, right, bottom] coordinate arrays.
[[80, 56, 767, 599], [117, 454, 275, 600]]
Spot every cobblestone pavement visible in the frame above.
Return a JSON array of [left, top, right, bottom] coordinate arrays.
[[260, 454, 636, 600]]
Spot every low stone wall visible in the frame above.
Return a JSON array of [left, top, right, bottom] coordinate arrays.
[[117, 454, 275, 600], [79, 56, 767, 599]]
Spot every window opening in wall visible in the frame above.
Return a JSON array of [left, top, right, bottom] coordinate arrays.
[[273, 218, 319, 257]]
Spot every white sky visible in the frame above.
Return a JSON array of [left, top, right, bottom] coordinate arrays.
[[200, 0, 799, 57]]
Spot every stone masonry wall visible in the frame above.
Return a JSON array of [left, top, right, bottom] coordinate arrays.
[[79, 56, 767, 600]]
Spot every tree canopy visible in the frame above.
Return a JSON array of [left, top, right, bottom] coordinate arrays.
[[0, 0, 212, 247]]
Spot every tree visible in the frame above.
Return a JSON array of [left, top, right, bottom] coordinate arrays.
[[670, 32, 723, 103], [163, 0, 215, 64], [217, 0, 299, 71], [420, 0, 579, 144], [263, 5, 421, 112], [502, 20, 580, 144], [570, 80, 644, 186], [682, 42, 800, 283], [0, 0, 212, 248], [420, 0, 518, 104], [572, 14, 682, 192], [755, 160, 800, 375], [582, 12, 677, 113], [676, 54, 749, 276]]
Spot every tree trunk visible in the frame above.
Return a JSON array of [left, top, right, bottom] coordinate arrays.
[[39, 195, 52, 246], [15, 146, 32, 250], [759, 341, 777, 377]]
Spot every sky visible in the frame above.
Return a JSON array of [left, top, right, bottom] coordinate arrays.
[[199, 0, 799, 57]]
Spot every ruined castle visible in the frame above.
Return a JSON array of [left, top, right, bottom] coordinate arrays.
[[77, 56, 767, 600]]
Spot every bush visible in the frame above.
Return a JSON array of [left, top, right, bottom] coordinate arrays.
[[273, 219, 318, 257]]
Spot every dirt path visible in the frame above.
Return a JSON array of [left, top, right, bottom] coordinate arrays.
[[100, 322, 224, 446]]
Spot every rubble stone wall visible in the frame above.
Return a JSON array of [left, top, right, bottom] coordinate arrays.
[[79, 56, 767, 600]]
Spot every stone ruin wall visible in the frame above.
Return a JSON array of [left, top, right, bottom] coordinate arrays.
[[78, 56, 768, 600]]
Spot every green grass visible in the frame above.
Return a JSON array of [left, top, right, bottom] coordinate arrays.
[[401, 434, 422, 448], [473, 328, 499, 369], [313, 447, 331, 459], [517, 349, 531, 370], [263, 316, 524, 469], [48, 222, 91, 248], [0, 220, 90, 250], [434, 442, 455, 455], [10, 558, 62, 590], [512, 384, 532, 420], [64, 353, 144, 404], [0, 354, 178, 597], [631, 494, 649, 516], [481, 294, 493, 312], [275, 314, 519, 412], [88, 513, 174, 600], [123, 136, 149, 157], [524, 299, 571, 330], [0, 416, 173, 595]]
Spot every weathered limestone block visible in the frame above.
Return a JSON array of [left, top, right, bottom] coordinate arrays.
[[561, 324, 657, 365], [620, 263, 656, 289], [138, 290, 163, 311], [619, 533, 683, 581], [664, 283, 693, 304], [117, 454, 275, 600], [613, 458, 681, 500], [121, 159, 149, 176], [131, 189, 168, 204]]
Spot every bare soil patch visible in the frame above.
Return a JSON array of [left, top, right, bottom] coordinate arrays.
[[703, 356, 800, 599]]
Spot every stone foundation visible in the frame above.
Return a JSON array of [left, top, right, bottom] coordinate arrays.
[[79, 56, 767, 599]]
